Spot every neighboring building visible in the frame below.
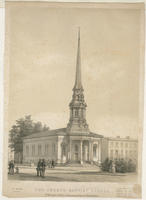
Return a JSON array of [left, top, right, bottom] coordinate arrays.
[[101, 136, 138, 163], [22, 30, 138, 165], [108, 136, 138, 162]]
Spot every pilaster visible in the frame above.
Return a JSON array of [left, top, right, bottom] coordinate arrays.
[[80, 140, 83, 164]]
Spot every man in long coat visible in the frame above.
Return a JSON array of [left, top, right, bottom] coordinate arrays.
[[36, 159, 41, 176], [41, 159, 46, 178]]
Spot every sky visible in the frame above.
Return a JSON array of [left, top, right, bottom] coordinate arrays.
[[5, 2, 144, 138]]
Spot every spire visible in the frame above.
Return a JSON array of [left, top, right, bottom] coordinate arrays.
[[67, 28, 89, 134], [73, 27, 83, 90]]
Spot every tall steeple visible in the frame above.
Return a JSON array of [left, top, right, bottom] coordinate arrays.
[[67, 28, 89, 134], [73, 27, 83, 91]]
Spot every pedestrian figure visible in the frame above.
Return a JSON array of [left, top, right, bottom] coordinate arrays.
[[112, 161, 116, 173], [41, 159, 46, 178], [9, 160, 14, 175], [36, 159, 41, 177], [8, 162, 11, 174], [49, 160, 52, 168], [52, 160, 55, 168], [48, 159, 51, 168], [109, 160, 113, 173], [50, 160, 52, 168]]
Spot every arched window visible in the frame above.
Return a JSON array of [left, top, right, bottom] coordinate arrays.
[[62, 145, 66, 156], [93, 145, 97, 157], [26, 145, 29, 156]]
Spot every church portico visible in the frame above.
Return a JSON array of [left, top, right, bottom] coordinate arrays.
[[65, 137, 102, 164]]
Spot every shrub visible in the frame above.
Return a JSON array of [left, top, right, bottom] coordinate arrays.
[[101, 158, 137, 173], [115, 159, 127, 173], [127, 159, 136, 172], [101, 158, 111, 172]]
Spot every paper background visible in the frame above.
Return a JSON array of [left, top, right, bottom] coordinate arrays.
[[0, 0, 146, 199]]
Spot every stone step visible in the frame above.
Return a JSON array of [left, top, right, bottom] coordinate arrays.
[[64, 162, 100, 168]]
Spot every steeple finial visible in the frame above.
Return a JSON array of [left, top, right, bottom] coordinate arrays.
[[73, 27, 83, 90]]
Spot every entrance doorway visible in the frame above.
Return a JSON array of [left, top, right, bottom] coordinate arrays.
[[74, 144, 79, 162], [74, 152, 78, 161]]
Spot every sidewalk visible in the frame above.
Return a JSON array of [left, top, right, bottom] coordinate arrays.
[[14, 165, 136, 177]]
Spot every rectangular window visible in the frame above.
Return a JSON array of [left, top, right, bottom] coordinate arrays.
[[45, 144, 49, 155], [38, 144, 42, 156], [32, 145, 35, 156], [110, 150, 113, 159], [26, 145, 29, 156], [115, 150, 118, 158], [52, 144, 55, 153]]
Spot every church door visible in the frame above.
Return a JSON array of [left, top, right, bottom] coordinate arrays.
[[74, 144, 79, 161]]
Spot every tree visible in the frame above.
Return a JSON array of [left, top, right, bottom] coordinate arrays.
[[9, 115, 50, 155], [101, 158, 136, 173]]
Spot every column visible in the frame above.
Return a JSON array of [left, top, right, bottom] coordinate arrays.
[[80, 140, 83, 164], [98, 141, 101, 164], [84, 146, 88, 161], [70, 140, 72, 161], [68, 139, 72, 162], [89, 141, 93, 164], [57, 138, 62, 164]]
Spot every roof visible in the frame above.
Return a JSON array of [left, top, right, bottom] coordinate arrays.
[[23, 128, 103, 140], [89, 132, 104, 138], [107, 137, 138, 142], [23, 128, 67, 139]]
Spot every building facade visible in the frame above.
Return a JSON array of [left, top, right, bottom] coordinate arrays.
[[108, 137, 138, 162], [23, 30, 138, 165]]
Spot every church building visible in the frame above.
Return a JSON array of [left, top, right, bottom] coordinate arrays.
[[22, 30, 138, 165], [23, 29, 105, 165]]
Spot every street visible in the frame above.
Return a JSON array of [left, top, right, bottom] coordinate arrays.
[[8, 166, 138, 182]]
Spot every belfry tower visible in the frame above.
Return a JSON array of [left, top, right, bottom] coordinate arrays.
[[67, 28, 89, 134]]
